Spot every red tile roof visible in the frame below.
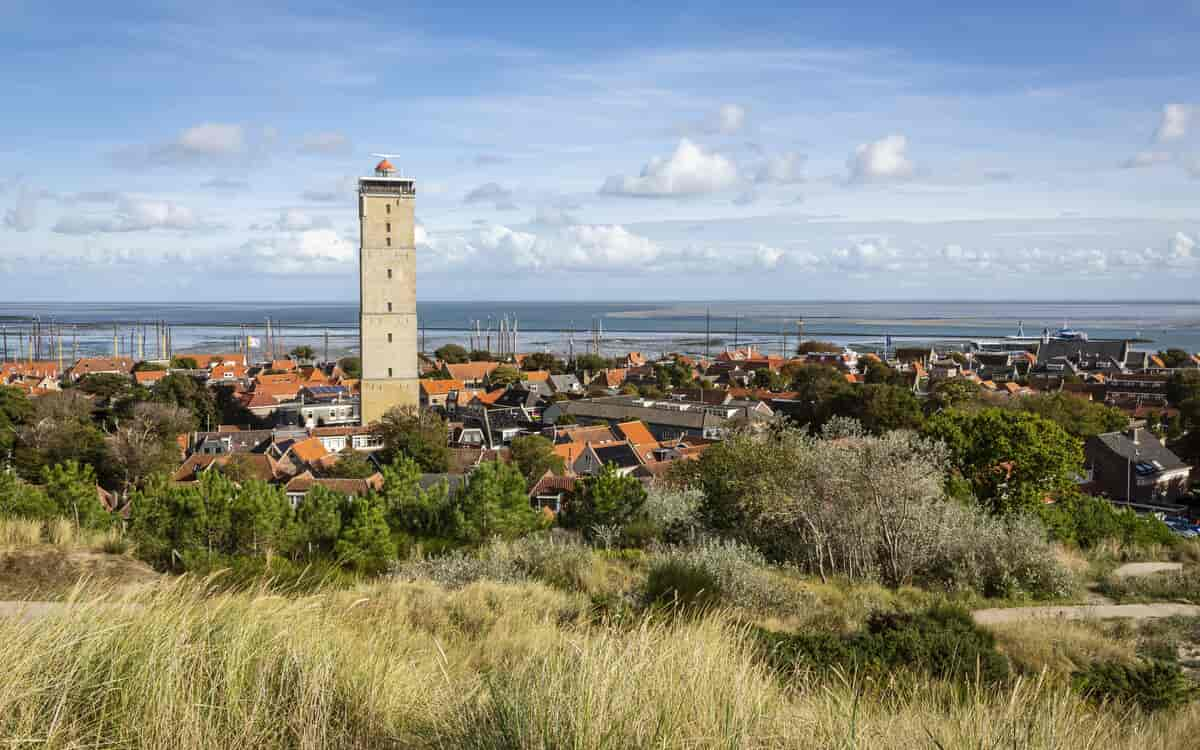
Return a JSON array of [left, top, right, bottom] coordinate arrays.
[[445, 361, 500, 382], [420, 378, 465, 396], [614, 420, 655, 445]]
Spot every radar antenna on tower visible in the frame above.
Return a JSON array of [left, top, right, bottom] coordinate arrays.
[[370, 153, 403, 176]]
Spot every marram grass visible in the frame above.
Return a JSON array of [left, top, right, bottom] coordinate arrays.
[[0, 576, 1198, 749]]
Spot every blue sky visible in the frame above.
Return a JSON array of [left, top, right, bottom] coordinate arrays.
[[2, 0, 1199, 301]]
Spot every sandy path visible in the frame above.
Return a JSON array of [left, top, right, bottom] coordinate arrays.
[[974, 602, 1200, 626], [1111, 562, 1183, 579]]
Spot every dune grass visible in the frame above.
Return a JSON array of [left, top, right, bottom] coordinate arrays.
[[0, 516, 126, 552], [1, 575, 1199, 749]]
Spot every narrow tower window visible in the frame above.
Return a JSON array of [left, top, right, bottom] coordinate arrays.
[[387, 333, 393, 342], [386, 237, 391, 247], [388, 368, 393, 377], [387, 268, 392, 279], [387, 302, 392, 312], [386, 222, 391, 232], [386, 204, 391, 214]]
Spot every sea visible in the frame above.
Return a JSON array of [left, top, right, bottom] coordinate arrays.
[[0, 301, 1198, 361]]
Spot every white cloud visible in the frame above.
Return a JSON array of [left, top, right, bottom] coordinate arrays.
[[463, 182, 518, 210], [1155, 103, 1190, 143], [240, 228, 355, 274], [532, 206, 580, 225], [601, 138, 739, 196], [1168, 231, 1195, 261], [178, 123, 245, 155], [251, 208, 330, 231], [754, 151, 805, 184], [716, 104, 745, 134], [110, 122, 273, 167], [847, 135, 915, 183], [3, 185, 39, 231], [733, 189, 759, 206], [298, 131, 352, 155], [52, 196, 198, 234], [1121, 150, 1172, 169]]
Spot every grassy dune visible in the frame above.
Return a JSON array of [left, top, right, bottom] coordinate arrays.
[[1, 576, 1199, 749]]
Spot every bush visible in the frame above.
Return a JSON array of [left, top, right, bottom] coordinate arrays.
[[1072, 660, 1196, 712], [1039, 491, 1177, 550], [643, 558, 723, 611], [1096, 570, 1200, 604], [644, 540, 801, 613], [758, 605, 1010, 685], [921, 512, 1077, 600], [392, 551, 524, 589]]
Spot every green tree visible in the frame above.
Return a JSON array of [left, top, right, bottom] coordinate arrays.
[[862, 359, 902, 386], [295, 485, 343, 557], [0, 471, 54, 519], [128, 477, 212, 570], [76, 373, 133, 401], [510, 434, 564, 485], [290, 345, 316, 361], [468, 349, 494, 362], [377, 454, 465, 540], [321, 448, 377, 479], [0, 385, 32, 460], [226, 480, 294, 556], [13, 391, 111, 485], [923, 408, 1083, 515], [337, 356, 362, 379], [1167, 370, 1200, 406], [796, 340, 840, 354], [561, 463, 647, 537], [170, 356, 200, 370], [151, 373, 217, 431], [1014, 392, 1127, 438], [132, 361, 166, 373], [42, 460, 110, 529], [832, 383, 924, 434], [573, 353, 610, 374], [334, 495, 395, 574], [654, 360, 694, 390], [1159, 349, 1193, 369], [755, 369, 792, 392], [487, 365, 523, 387], [460, 460, 543, 541], [435, 344, 469, 364], [927, 378, 981, 413], [522, 352, 564, 372], [372, 405, 450, 472]]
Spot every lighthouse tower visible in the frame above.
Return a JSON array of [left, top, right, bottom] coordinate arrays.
[[358, 158, 418, 425]]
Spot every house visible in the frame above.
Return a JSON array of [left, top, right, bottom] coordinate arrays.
[[573, 441, 644, 476], [284, 471, 384, 506], [310, 425, 384, 453], [274, 392, 360, 428], [420, 378, 465, 409], [282, 436, 332, 471], [172, 452, 289, 483], [595, 368, 629, 389], [1084, 427, 1192, 504], [133, 370, 168, 386], [547, 373, 583, 396], [443, 361, 500, 386], [543, 395, 765, 441], [529, 471, 576, 513], [190, 428, 276, 456], [1, 361, 60, 382], [68, 357, 135, 381], [207, 363, 248, 385]]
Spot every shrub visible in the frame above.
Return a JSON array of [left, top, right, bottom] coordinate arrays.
[[644, 540, 801, 613], [1096, 570, 1200, 604], [921, 512, 1077, 599], [1039, 490, 1176, 549], [487, 534, 600, 592], [1072, 660, 1196, 712], [643, 558, 723, 611], [758, 605, 1010, 685], [392, 551, 524, 589]]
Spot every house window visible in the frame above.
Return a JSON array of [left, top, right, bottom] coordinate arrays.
[[387, 333, 393, 343]]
